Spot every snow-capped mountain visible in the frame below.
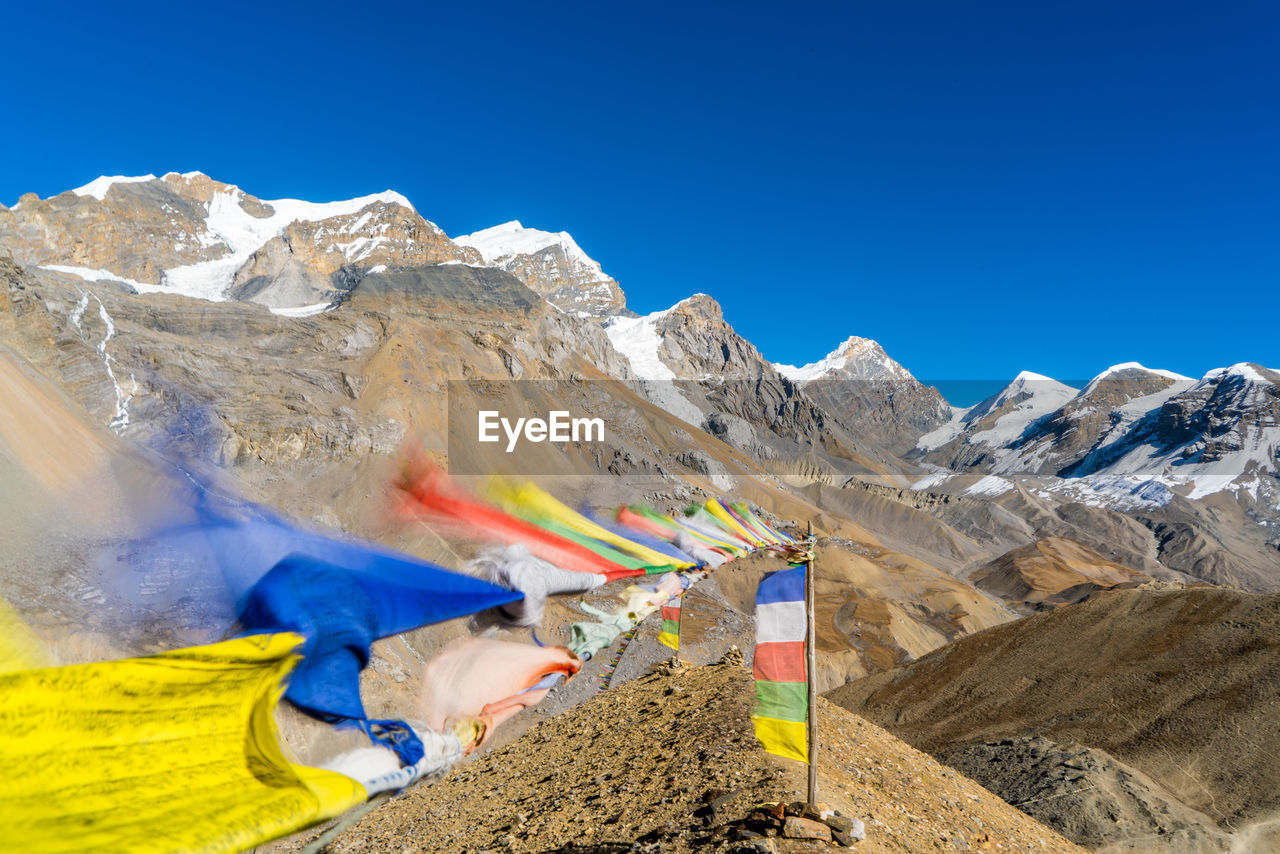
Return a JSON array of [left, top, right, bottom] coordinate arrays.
[[453, 220, 625, 317], [915, 361, 1280, 499], [0, 172, 474, 312], [0, 175, 628, 317], [917, 371, 1081, 466], [775, 336, 950, 452], [1065, 363, 1280, 492], [775, 336, 914, 383]]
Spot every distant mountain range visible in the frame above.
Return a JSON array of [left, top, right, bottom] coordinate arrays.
[[2, 173, 1276, 591]]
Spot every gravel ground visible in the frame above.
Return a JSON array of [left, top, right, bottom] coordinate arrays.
[[271, 660, 1084, 854]]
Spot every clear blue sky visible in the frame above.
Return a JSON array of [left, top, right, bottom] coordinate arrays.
[[3, 1, 1276, 395]]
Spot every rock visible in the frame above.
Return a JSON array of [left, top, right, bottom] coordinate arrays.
[[830, 818, 866, 846], [782, 816, 832, 841], [731, 840, 777, 854], [758, 803, 786, 821], [718, 645, 745, 666], [824, 814, 856, 833]]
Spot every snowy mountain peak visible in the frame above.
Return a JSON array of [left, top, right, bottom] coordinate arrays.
[[951, 372, 1080, 443], [454, 221, 601, 272], [1208, 362, 1277, 385], [1010, 369, 1058, 385], [452, 220, 625, 317], [1076, 362, 1195, 402], [4, 174, 455, 310], [984, 371, 1077, 408], [1093, 362, 1192, 382], [774, 335, 910, 384]]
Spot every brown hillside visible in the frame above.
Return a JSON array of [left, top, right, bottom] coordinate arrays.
[[825, 588, 1280, 828], [969, 536, 1151, 611]]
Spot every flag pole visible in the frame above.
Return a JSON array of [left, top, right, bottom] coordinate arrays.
[[805, 519, 818, 808]]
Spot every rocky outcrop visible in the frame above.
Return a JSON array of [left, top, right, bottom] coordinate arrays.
[[227, 202, 479, 308], [629, 295, 897, 473], [0, 172, 235, 283], [454, 220, 626, 316], [781, 336, 951, 454]]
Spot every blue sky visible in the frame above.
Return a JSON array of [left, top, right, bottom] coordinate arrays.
[[3, 1, 1276, 397]]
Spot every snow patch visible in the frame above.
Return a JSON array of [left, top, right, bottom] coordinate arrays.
[[67, 287, 134, 431], [604, 311, 675, 381], [915, 406, 970, 451], [1043, 475, 1175, 510], [71, 174, 158, 200], [963, 475, 1014, 497], [269, 302, 333, 318], [909, 472, 953, 491], [42, 265, 150, 290], [603, 307, 706, 427]]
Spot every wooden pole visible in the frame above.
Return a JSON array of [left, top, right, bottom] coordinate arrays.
[[805, 519, 818, 808]]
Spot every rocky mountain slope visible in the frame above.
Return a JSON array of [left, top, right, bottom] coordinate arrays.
[[603, 296, 909, 480], [0, 174, 637, 318], [827, 587, 1280, 851], [901, 360, 1280, 590], [273, 661, 1086, 854], [915, 371, 1081, 469]]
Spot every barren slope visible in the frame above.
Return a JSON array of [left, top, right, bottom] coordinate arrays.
[[969, 537, 1152, 611], [275, 662, 1085, 853]]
